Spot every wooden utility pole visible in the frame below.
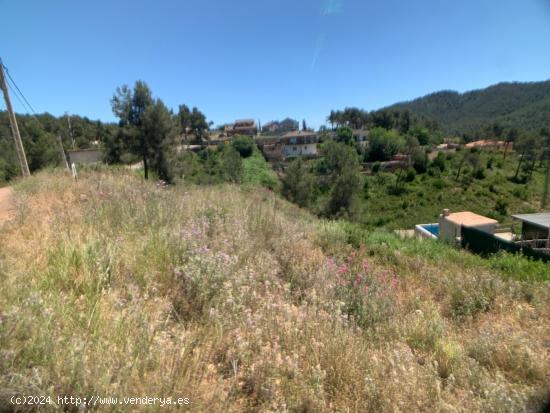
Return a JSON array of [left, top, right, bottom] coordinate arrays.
[[65, 111, 75, 150], [542, 158, 550, 209], [58, 135, 70, 171], [0, 59, 30, 177]]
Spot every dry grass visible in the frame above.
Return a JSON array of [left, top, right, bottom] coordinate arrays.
[[0, 169, 548, 412]]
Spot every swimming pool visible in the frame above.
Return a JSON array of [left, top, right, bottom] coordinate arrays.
[[415, 223, 439, 239], [420, 223, 439, 237]]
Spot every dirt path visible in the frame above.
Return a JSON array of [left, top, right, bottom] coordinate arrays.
[[0, 187, 14, 223]]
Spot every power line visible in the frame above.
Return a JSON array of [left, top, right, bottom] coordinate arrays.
[[1, 62, 37, 115], [0, 59, 30, 176], [6, 80, 33, 114]]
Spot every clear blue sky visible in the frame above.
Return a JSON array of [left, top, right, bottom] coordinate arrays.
[[2, 0, 550, 128]]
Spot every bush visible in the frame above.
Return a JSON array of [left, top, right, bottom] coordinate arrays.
[[243, 151, 281, 191], [282, 159, 316, 207], [495, 198, 508, 216], [365, 127, 404, 162], [431, 152, 446, 172], [371, 162, 381, 173], [231, 135, 254, 158], [405, 168, 416, 182], [432, 179, 445, 189], [412, 151, 428, 173], [473, 167, 486, 179], [331, 254, 397, 330]]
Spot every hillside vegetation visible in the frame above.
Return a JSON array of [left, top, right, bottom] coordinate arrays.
[[387, 80, 550, 135], [0, 170, 548, 412], [362, 151, 546, 229]]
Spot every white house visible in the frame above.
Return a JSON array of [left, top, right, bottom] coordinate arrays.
[[280, 131, 319, 158]]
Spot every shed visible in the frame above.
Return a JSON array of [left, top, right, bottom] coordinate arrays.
[[66, 148, 102, 165], [511, 213, 550, 241], [438, 210, 498, 244]]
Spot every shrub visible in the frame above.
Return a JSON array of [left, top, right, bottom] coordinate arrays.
[[243, 151, 281, 191], [448, 275, 499, 321], [331, 255, 397, 330], [372, 162, 381, 173], [282, 159, 316, 207], [434, 339, 462, 379], [405, 168, 416, 182], [412, 149, 428, 173], [495, 198, 508, 216], [365, 127, 404, 162], [473, 167, 486, 179], [432, 179, 445, 189], [431, 152, 446, 172], [231, 135, 254, 158]]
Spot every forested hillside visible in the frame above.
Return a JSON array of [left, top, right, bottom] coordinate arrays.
[[0, 111, 117, 182], [386, 80, 550, 136]]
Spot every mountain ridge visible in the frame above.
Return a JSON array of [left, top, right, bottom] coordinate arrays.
[[384, 79, 550, 136]]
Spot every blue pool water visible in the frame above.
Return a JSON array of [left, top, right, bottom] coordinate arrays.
[[421, 223, 439, 237]]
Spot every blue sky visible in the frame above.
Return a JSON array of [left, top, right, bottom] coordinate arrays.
[[2, 0, 550, 128]]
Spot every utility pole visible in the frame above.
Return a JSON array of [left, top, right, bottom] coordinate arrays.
[[65, 111, 75, 150], [58, 135, 70, 171], [541, 131, 550, 210], [542, 158, 550, 209], [0, 59, 30, 177]]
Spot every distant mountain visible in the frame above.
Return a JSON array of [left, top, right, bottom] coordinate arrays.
[[386, 80, 550, 136]]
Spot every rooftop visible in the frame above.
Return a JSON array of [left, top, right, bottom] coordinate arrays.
[[444, 211, 498, 227], [281, 131, 316, 138], [511, 213, 550, 230], [234, 119, 256, 125]]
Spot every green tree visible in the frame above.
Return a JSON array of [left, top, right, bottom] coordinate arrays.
[[540, 128, 550, 208], [513, 135, 537, 182], [190, 107, 209, 142], [231, 135, 254, 158], [282, 158, 316, 207], [178, 104, 192, 142], [408, 125, 431, 146], [455, 150, 481, 181], [336, 126, 353, 145], [322, 141, 362, 216], [103, 127, 125, 164], [141, 99, 176, 182], [366, 127, 404, 162], [221, 145, 243, 183], [111, 80, 155, 179], [503, 128, 518, 159]]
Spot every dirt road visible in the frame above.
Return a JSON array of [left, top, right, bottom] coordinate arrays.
[[0, 187, 14, 223]]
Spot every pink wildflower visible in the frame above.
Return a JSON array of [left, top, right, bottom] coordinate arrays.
[[336, 263, 349, 276], [362, 259, 370, 273]]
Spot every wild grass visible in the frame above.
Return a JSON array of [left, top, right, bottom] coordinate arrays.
[[0, 169, 548, 412]]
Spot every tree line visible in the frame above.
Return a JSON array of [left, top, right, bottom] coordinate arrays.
[[0, 111, 117, 182]]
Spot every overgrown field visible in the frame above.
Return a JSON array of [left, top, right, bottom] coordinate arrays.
[[0, 170, 549, 412]]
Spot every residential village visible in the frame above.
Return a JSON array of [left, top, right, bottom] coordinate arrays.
[[64, 117, 548, 261]]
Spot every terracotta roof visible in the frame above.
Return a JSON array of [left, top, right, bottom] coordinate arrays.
[[444, 211, 497, 227], [465, 140, 506, 148]]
